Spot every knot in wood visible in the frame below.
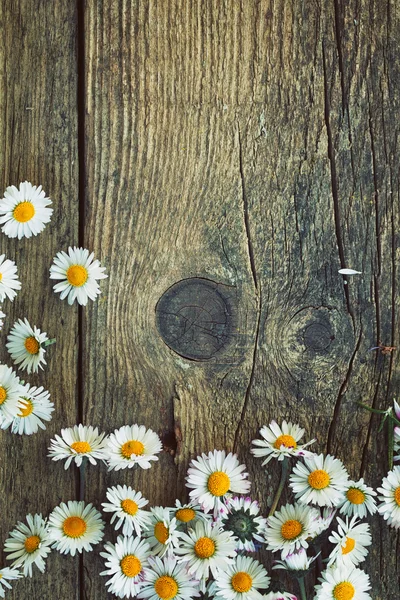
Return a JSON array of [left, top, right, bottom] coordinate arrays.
[[303, 321, 334, 351], [156, 278, 234, 360]]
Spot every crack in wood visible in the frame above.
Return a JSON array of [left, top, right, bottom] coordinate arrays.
[[326, 325, 363, 455]]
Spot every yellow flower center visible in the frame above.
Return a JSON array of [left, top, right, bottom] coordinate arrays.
[[194, 536, 215, 558], [71, 441, 92, 454], [308, 469, 330, 489], [66, 265, 88, 287], [281, 519, 303, 540], [274, 434, 297, 449], [333, 582, 355, 600], [0, 272, 2, 281], [63, 516, 87, 538], [342, 537, 355, 555], [394, 487, 400, 506], [231, 571, 253, 592], [18, 399, 34, 417], [154, 521, 169, 544], [121, 440, 145, 459], [13, 201, 35, 223], [154, 575, 178, 600], [207, 471, 230, 496], [120, 555, 141, 578], [24, 535, 41, 553], [346, 488, 365, 504], [24, 336, 40, 355], [0, 386, 7, 405], [175, 508, 196, 523], [121, 499, 139, 516]]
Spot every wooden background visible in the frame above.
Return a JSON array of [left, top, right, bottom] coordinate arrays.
[[0, 0, 399, 598]]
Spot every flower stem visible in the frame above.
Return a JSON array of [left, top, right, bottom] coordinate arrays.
[[268, 457, 289, 517], [298, 577, 307, 600], [43, 338, 56, 347]]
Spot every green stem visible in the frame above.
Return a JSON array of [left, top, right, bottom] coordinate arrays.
[[298, 577, 307, 600], [43, 338, 56, 347], [268, 457, 289, 517]]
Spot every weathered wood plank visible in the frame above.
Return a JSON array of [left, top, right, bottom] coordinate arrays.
[[0, 2, 79, 599], [83, 0, 399, 598]]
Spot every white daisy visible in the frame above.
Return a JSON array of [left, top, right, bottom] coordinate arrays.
[[0, 364, 23, 429], [263, 592, 297, 600], [100, 535, 151, 598], [377, 466, 400, 528], [337, 479, 377, 519], [0, 567, 21, 598], [106, 424, 163, 471], [6, 318, 49, 374], [171, 500, 211, 530], [221, 497, 267, 552], [4, 514, 52, 577], [138, 555, 200, 600], [328, 516, 371, 568], [314, 565, 371, 600], [0, 255, 21, 302], [214, 555, 270, 600], [394, 426, 400, 462], [289, 454, 349, 507], [102, 485, 152, 537], [186, 450, 251, 518], [0, 181, 52, 239], [48, 424, 108, 468], [10, 384, 54, 435], [144, 507, 181, 557], [0, 308, 5, 330], [174, 520, 237, 580], [50, 246, 107, 306], [251, 421, 316, 466], [265, 503, 317, 558], [273, 547, 318, 573], [309, 507, 337, 540], [47, 500, 105, 556]]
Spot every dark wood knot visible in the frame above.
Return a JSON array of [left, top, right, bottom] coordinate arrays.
[[156, 278, 235, 361], [303, 321, 334, 352]]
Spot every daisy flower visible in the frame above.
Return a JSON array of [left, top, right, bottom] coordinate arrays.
[[174, 520, 237, 580], [214, 555, 270, 600], [0, 308, 5, 330], [314, 565, 371, 600], [273, 548, 318, 573], [171, 500, 211, 529], [309, 507, 337, 541], [10, 384, 54, 435], [106, 424, 162, 471], [100, 535, 151, 598], [50, 246, 107, 306], [138, 555, 200, 600], [0, 255, 21, 302], [328, 516, 371, 568], [47, 501, 105, 556], [102, 485, 152, 536], [144, 507, 181, 557], [263, 593, 297, 600], [4, 514, 52, 577], [6, 318, 50, 374], [289, 454, 349, 507], [251, 421, 316, 465], [221, 496, 267, 552], [394, 426, 400, 462], [337, 479, 377, 519], [0, 567, 21, 598], [0, 181, 52, 239], [0, 364, 23, 429], [48, 424, 108, 468], [264, 503, 317, 558], [377, 466, 400, 528], [186, 450, 251, 517]]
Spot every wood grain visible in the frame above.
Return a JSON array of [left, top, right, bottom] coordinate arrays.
[[0, 0, 399, 598], [0, 2, 79, 599]]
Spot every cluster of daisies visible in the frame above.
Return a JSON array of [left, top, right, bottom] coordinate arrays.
[[2, 417, 400, 599], [0, 182, 107, 434]]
